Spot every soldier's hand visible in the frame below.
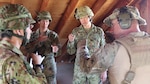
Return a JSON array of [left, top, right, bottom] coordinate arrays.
[[68, 34, 75, 42], [51, 45, 59, 53], [100, 70, 107, 83], [30, 53, 43, 65]]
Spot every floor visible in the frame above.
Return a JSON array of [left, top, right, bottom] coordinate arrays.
[[56, 62, 74, 84]]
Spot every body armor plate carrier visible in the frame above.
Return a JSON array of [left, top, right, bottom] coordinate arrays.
[[116, 34, 150, 84]]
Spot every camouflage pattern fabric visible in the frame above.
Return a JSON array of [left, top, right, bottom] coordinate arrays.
[[36, 11, 52, 21], [74, 5, 94, 19], [0, 4, 35, 30], [67, 24, 106, 84], [26, 29, 61, 84], [0, 40, 47, 84], [88, 42, 119, 74], [26, 29, 61, 56], [103, 6, 146, 27], [42, 53, 57, 84], [77, 39, 96, 73], [73, 64, 101, 84]]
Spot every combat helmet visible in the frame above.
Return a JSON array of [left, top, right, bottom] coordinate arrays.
[[103, 6, 147, 28], [0, 4, 35, 45], [0, 4, 35, 30], [74, 6, 94, 19], [36, 11, 52, 21]]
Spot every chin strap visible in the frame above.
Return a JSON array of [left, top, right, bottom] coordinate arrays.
[[12, 33, 24, 39]]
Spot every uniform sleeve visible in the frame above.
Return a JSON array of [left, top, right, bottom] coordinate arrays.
[[3, 56, 47, 84], [91, 42, 119, 73], [67, 41, 76, 55], [99, 28, 106, 47], [49, 32, 61, 57], [66, 29, 77, 55], [25, 32, 39, 53]]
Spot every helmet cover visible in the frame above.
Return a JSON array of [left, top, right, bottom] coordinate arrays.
[[74, 6, 94, 19]]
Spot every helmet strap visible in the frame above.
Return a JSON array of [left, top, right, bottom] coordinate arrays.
[[12, 32, 24, 39], [9, 30, 28, 46], [10, 30, 29, 46]]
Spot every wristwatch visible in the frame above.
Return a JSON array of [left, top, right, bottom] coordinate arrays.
[[34, 64, 43, 69]]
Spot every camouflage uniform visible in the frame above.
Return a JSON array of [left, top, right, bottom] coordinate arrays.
[[90, 6, 150, 84], [67, 25, 105, 84], [0, 40, 47, 84], [67, 6, 106, 84], [26, 11, 61, 84], [0, 4, 47, 84]]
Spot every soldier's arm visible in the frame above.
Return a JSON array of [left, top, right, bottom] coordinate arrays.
[[67, 30, 77, 55], [25, 39, 40, 53], [49, 32, 61, 57], [67, 41, 76, 55], [91, 42, 119, 72], [30, 53, 43, 74], [99, 28, 106, 47], [3, 55, 47, 84], [26, 34, 48, 54]]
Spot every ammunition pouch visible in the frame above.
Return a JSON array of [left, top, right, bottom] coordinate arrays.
[[77, 39, 97, 73], [79, 54, 97, 73]]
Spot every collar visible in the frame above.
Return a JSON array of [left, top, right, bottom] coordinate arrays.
[[36, 29, 51, 36], [0, 40, 24, 58], [79, 24, 96, 31]]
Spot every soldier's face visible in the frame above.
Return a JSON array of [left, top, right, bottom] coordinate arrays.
[[39, 19, 50, 30], [111, 19, 139, 38], [79, 15, 91, 26]]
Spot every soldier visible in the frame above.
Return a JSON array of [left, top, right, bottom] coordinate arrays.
[[67, 6, 106, 84], [89, 6, 150, 84], [0, 4, 47, 84], [25, 11, 61, 84]]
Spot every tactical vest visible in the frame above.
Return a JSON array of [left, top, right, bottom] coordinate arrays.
[[116, 34, 150, 84]]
